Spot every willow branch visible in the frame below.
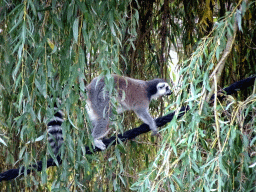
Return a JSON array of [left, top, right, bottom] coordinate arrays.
[[206, 0, 247, 102], [206, 26, 238, 102]]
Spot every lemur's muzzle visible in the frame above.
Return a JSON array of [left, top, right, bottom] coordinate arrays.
[[166, 86, 172, 96]]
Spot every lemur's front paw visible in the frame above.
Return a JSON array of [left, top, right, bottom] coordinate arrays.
[[94, 139, 106, 150], [151, 130, 159, 136], [151, 130, 162, 140]]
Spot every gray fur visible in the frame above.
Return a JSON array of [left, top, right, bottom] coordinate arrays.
[[86, 74, 172, 150]]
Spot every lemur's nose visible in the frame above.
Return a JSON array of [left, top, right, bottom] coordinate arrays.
[[166, 86, 172, 95]]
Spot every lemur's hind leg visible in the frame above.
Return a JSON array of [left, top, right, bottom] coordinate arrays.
[[89, 86, 113, 150], [91, 119, 110, 150]]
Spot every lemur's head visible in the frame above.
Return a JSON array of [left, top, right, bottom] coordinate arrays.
[[147, 79, 172, 100]]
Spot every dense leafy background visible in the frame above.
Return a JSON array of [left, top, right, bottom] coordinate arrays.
[[0, 0, 255, 191]]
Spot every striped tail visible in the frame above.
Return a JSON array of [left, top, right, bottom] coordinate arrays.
[[47, 104, 64, 155]]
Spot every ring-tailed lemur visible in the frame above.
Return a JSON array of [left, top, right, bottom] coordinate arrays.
[[47, 75, 172, 154], [86, 74, 172, 150]]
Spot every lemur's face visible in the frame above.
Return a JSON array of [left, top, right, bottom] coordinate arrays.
[[157, 82, 172, 96], [151, 82, 172, 100]]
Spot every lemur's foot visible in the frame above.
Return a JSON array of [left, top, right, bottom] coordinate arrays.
[[151, 130, 159, 136], [94, 139, 106, 150]]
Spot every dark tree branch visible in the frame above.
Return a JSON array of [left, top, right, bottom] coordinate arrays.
[[0, 74, 255, 182], [210, 75, 256, 101], [0, 106, 189, 182]]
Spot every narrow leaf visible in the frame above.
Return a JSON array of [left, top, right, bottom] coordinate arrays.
[[73, 17, 79, 43], [0, 137, 7, 146]]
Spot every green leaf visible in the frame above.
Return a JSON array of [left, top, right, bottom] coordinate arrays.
[[9, 17, 23, 34], [73, 17, 79, 43], [0, 137, 7, 146], [236, 10, 243, 32], [35, 135, 45, 142], [219, 155, 229, 176], [67, 2, 74, 21], [35, 78, 46, 97], [21, 22, 26, 44], [108, 12, 116, 37], [115, 147, 122, 164], [41, 157, 47, 184], [249, 162, 256, 168], [17, 43, 23, 59], [243, 134, 249, 148], [250, 136, 256, 147], [28, 0, 37, 16], [12, 58, 22, 81], [19, 146, 26, 159]]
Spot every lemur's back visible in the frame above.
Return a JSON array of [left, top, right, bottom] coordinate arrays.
[[87, 75, 150, 111], [112, 75, 149, 110]]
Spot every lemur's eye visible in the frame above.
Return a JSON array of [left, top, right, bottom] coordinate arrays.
[[159, 85, 165, 89]]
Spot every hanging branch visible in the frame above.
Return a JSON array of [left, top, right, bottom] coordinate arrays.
[[0, 74, 255, 182], [206, 0, 248, 102]]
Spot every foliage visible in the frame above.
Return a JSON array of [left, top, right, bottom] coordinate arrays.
[[0, 0, 255, 191]]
